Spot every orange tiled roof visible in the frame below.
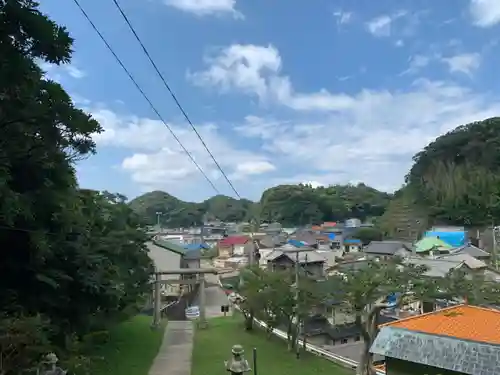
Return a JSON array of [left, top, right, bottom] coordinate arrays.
[[311, 225, 322, 231], [322, 221, 337, 227], [380, 304, 500, 344]]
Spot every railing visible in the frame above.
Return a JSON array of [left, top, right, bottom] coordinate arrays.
[[217, 278, 385, 375]]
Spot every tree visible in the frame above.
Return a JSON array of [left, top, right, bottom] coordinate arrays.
[[0, 1, 153, 372], [352, 227, 383, 245], [406, 117, 500, 226], [238, 265, 325, 352], [326, 258, 500, 375], [259, 183, 392, 226]]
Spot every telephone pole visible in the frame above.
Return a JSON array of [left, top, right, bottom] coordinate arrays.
[[492, 225, 499, 270], [286, 248, 311, 359], [156, 211, 162, 231]]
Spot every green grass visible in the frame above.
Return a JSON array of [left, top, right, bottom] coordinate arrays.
[[87, 315, 165, 375], [191, 315, 351, 375]]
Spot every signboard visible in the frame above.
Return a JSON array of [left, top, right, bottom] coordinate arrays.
[[185, 305, 200, 319]]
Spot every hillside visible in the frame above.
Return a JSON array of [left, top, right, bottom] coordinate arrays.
[[129, 183, 392, 227], [129, 191, 257, 227]]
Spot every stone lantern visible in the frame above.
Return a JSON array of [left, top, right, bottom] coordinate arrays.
[[38, 353, 67, 375], [224, 344, 251, 375]]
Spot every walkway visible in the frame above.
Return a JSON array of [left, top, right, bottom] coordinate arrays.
[[148, 321, 194, 375]]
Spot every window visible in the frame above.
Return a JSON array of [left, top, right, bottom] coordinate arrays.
[[340, 338, 348, 344]]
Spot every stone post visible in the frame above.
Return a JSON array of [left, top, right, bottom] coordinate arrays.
[[198, 274, 207, 328], [152, 272, 161, 328]]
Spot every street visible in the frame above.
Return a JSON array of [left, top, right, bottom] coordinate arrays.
[[193, 271, 230, 318]]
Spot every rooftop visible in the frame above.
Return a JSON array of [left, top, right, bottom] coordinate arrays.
[[218, 235, 249, 246], [380, 304, 500, 344], [363, 240, 411, 255]]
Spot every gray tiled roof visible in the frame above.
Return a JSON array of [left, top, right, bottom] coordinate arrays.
[[266, 249, 326, 263], [404, 257, 463, 277], [436, 253, 487, 269], [370, 326, 500, 375], [451, 244, 491, 258], [363, 240, 412, 255]]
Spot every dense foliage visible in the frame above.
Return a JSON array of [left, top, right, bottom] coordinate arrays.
[[0, 1, 153, 373], [128, 191, 257, 227], [130, 183, 392, 227], [406, 117, 500, 227], [236, 259, 500, 375]]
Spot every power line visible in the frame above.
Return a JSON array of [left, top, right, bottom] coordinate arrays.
[[71, 0, 220, 195], [109, 0, 242, 199]]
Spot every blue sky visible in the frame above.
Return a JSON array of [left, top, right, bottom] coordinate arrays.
[[39, 0, 500, 201]]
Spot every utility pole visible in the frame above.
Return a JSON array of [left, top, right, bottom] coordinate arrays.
[[156, 211, 162, 231], [286, 248, 310, 359], [492, 224, 499, 270]]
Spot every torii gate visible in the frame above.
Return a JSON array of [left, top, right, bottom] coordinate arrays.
[[152, 268, 218, 329]]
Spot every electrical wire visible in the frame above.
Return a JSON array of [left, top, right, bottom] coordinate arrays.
[[71, 0, 220, 194], [110, 0, 242, 199]]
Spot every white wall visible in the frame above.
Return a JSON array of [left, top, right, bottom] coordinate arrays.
[[146, 242, 182, 295], [233, 244, 246, 255]]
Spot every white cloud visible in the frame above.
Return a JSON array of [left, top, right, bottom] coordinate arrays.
[[441, 53, 481, 76], [163, 0, 243, 18], [470, 0, 500, 27], [84, 42, 500, 200], [401, 54, 432, 75], [38, 61, 87, 80], [64, 65, 86, 79], [192, 44, 500, 195], [333, 10, 352, 27], [88, 107, 273, 196], [190, 44, 355, 112], [303, 181, 325, 188], [366, 10, 407, 37]]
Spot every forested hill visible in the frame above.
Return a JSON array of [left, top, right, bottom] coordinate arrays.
[[129, 183, 393, 227]]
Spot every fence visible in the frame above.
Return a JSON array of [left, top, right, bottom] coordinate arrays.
[[217, 278, 385, 375]]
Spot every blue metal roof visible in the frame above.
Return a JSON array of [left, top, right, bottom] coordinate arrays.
[[287, 239, 307, 247], [184, 243, 210, 251], [344, 238, 361, 244], [424, 231, 466, 247]]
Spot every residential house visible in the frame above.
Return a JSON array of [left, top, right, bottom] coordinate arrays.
[[263, 222, 282, 235], [435, 253, 487, 271], [217, 235, 250, 258], [363, 240, 413, 260], [414, 236, 453, 255], [282, 227, 297, 235], [147, 240, 185, 296], [403, 257, 467, 278], [292, 230, 330, 249], [303, 312, 396, 363], [265, 247, 326, 278], [343, 238, 362, 253], [425, 226, 467, 247], [316, 249, 344, 271], [370, 304, 500, 375], [183, 243, 208, 269], [448, 243, 491, 261], [345, 218, 362, 228]]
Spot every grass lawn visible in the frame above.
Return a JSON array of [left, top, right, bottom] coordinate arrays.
[[86, 315, 165, 375], [191, 315, 352, 375]]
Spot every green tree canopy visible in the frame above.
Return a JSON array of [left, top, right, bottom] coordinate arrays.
[[406, 117, 500, 226], [129, 183, 391, 228], [0, 1, 153, 372]]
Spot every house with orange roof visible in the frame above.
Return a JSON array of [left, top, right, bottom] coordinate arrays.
[[370, 304, 500, 375]]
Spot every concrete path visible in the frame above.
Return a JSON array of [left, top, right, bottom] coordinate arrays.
[[149, 321, 194, 375]]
